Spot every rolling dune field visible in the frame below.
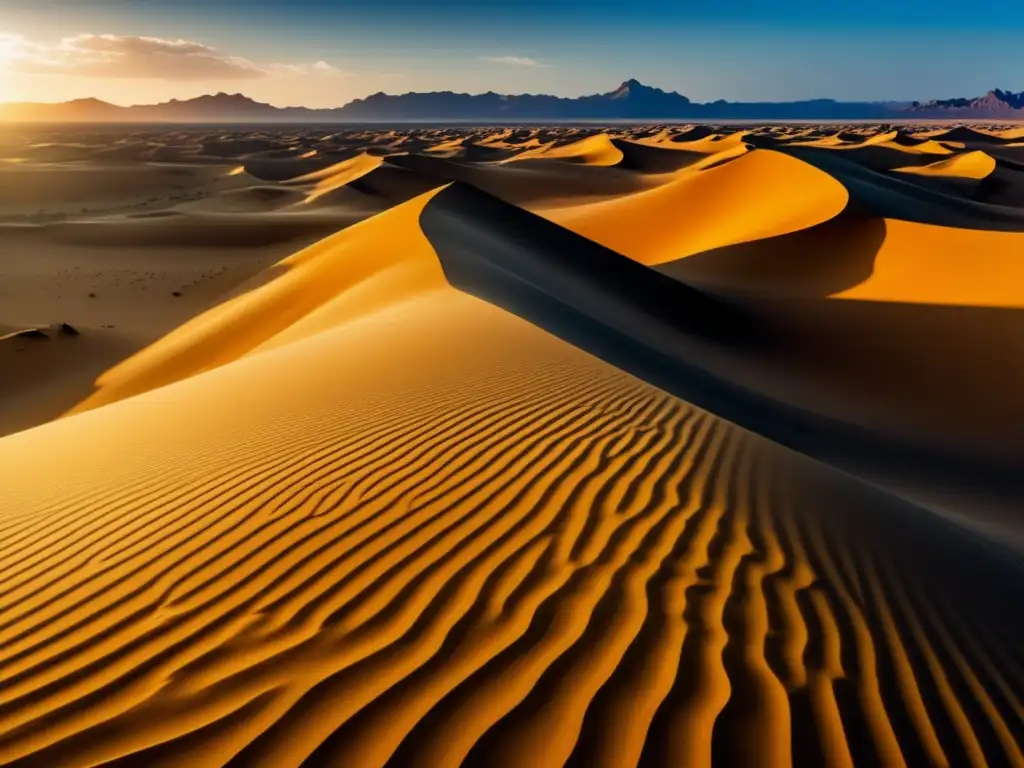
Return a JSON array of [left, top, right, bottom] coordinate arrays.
[[1, 121, 1023, 767]]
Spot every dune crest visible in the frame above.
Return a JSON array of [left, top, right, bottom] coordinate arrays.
[[893, 150, 997, 180], [67, 188, 448, 415], [286, 152, 386, 203], [544, 149, 848, 264], [506, 134, 624, 166]]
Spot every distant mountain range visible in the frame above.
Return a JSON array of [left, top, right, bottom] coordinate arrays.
[[907, 89, 1024, 116], [2, 79, 1023, 122]]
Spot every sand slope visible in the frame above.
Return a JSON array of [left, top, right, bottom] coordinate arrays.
[[2, 188, 1023, 767], [893, 150, 997, 180], [544, 149, 848, 264], [1, 122, 1023, 767], [67, 190, 447, 414]]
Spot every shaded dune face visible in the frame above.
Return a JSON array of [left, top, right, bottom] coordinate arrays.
[[781, 147, 1024, 230], [2, 122, 1024, 767], [421, 186, 1024, 504]]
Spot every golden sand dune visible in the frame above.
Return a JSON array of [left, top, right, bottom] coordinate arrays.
[[866, 140, 953, 156], [893, 150, 997, 180], [285, 153, 385, 204], [423, 138, 465, 153], [798, 133, 950, 155], [66, 191, 446, 414], [448, 143, 523, 163], [1, 122, 1024, 767], [238, 156, 342, 183], [383, 152, 656, 208], [506, 134, 624, 166], [781, 147, 1024, 230], [790, 129, 954, 157], [915, 126, 1010, 145], [833, 217, 1024, 306], [663, 131, 750, 155], [544, 149, 847, 264], [784, 133, 850, 148]]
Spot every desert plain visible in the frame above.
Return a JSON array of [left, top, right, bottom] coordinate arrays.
[[1, 121, 1023, 767]]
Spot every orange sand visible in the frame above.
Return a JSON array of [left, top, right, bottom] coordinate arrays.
[[893, 150, 997, 179], [1, 122, 1023, 767]]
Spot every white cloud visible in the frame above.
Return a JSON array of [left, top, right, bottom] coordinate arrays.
[[0, 33, 349, 82], [0, 33, 40, 61], [312, 60, 344, 75], [478, 55, 546, 67], [269, 60, 350, 77]]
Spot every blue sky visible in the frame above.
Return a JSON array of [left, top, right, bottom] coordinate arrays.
[[1, 0, 1022, 105]]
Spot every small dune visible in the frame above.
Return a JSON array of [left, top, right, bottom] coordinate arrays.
[[664, 131, 751, 154], [610, 137, 718, 173], [506, 134, 625, 166], [893, 149, 997, 179], [286, 152, 385, 203], [804, 133, 955, 156], [917, 126, 1009, 145]]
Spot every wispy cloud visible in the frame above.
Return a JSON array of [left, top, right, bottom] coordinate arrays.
[[3, 34, 265, 80], [478, 55, 546, 67], [269, 60, 350, 77], [0, 33, 348, 81]]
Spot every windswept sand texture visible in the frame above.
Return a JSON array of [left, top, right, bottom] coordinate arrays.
[[1, 121, 1024, 767]]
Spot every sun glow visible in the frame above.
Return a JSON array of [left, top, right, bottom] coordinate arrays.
[[0, 35, 16, 102]]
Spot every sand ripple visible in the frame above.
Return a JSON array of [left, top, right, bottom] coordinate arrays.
[[2, 122, 1023, 766]]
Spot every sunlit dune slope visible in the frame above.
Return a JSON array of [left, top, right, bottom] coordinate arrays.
[[505, 134, 624, 166], [834, 217, 1024, 306], [893, 150, 997, 180], [660, 131, 751, 155], [424, 136, 469, 153], [792, 133, 954, 156], [1, 183, 1023, 767], [285, 152, 385, 203], [651, 206, 1024, 310], [385, 152, 657, 207], [544, 149, 848, 264], [66, 189, 449, 415], [237, 155, 340, 183]]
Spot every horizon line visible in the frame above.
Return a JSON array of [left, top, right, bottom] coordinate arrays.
[[1, 78, 1020, 110]]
